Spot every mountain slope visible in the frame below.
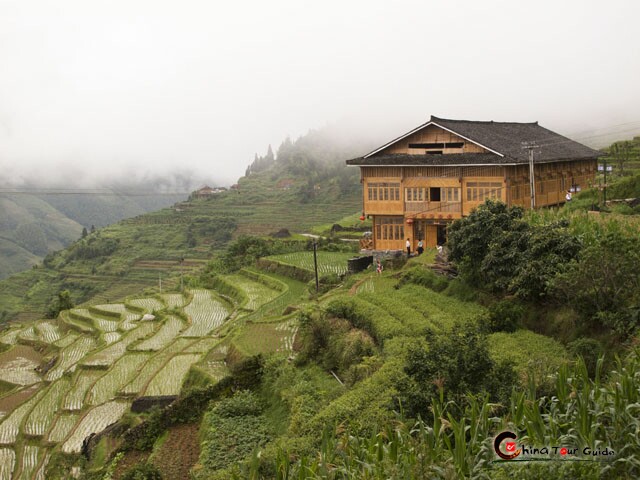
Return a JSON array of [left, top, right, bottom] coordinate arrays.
[[0, 191, 186, 280], [0, 126, 371, 321]]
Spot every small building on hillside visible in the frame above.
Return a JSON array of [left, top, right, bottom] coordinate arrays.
[[346, 116, 602, 251], [194, 185, 226, 198]]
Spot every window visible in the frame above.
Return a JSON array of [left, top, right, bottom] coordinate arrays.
[[405, 187, 426, 202], [409, 142, 444, 149], [466, 182, 502, 202], [442, 187, 460, 202], [368, 182, 400, 201], [375, 217, 404, 241], [430, 187, 441, 202]]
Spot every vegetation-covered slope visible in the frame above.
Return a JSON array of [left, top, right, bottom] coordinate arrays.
[[0, 126, 369, 323], [0, 190, 187, 280], [1, 134, 639, 480]]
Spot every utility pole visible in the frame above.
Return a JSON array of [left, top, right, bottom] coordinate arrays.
[[313, 241, 319, 293], [603, 156, 608, 206], [179, 257, 184, 292], [522, 142, 537, 209]]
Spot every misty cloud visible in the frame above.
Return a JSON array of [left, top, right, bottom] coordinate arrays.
[[1, 0, 639, 188]]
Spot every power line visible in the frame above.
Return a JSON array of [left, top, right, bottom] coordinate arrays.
[[0, 189, 190, 196]]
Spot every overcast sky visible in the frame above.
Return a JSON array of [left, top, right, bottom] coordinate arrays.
[[1, 0, 639, 188]]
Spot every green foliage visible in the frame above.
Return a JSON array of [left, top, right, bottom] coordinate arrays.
[[297, 308, 378, 383], [481, 299, 524, 333], [568, 337, 602, 377], [308, 272, 342, 295], [46, 289, 74, 318], [553, 227, 640, 336], [396, 265, 448, 292], [401, 321, 518, 417], [67, 235, 120, 261], [487, 329, 568, 396], [448, 200, 580, 300], [186, 216, 236, 248], [325, 296, 408, 343], [121, 463, 163, 480], [265, 349, 640, 480], [198, 391, 270, 476], [448, 200, 525, 281]]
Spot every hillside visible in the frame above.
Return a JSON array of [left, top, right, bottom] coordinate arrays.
[[0, 190, 187, 280], [0, 133, 638, 479], [1, 219, 638, 479], [0, 127, 370, 323]]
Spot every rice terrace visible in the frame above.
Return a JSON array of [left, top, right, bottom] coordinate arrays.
[[0, 263, 306, 478]]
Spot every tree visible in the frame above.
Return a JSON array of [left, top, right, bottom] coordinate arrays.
[[447, 200, 525, 284], [552, 229, 640, 335], [46, 290, 74, 318], [81, 227, 88, 238], [401, 321, 517, 417], [447, 201, 580, 300], [90, 224, 96, 233]]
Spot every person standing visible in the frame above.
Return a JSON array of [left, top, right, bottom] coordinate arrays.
[[406, 238, 411, 257], [376, 259, 383, 275], [417, 239, 424, 255]]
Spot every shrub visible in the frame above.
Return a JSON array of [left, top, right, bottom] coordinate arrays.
[[297, 308, 377, 381], [397, 266, 448, 292], [121, 463, 163, 480], [401, 321, 518, 417], [307, 273, 342, 295], [482, 299, 524, 333]]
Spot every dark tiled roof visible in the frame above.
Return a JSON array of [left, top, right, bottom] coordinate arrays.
[[347, 116, 603, 166]]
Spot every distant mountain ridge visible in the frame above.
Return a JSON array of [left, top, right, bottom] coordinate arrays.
[[0, 189, 187, 279]]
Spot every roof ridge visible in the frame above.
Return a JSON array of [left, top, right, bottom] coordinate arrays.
[[430, 115, 538, 126]]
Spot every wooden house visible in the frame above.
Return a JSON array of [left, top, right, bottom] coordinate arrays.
[[346, 116, 602, 251]]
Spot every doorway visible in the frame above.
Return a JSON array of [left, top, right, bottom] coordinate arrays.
[[437, 225, 447, 245]]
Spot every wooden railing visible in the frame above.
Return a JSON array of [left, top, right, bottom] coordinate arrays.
[[404, 201, 462, 214]]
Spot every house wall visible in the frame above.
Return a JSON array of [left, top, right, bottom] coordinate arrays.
[[363, 159, 596, 251], [507, 159, 597, 209], [364, 165, 506, 250], [379, 124, 487, 155]]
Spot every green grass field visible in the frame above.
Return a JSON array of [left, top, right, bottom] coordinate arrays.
[[265, 251, 354, 276]]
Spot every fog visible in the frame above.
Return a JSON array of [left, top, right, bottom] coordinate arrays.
[[1, 0, 639, 188]]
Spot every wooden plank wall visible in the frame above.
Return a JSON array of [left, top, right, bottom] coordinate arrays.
[[379, 124, 486, 155]]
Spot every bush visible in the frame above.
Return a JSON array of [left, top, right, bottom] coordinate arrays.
[[401, 321, 518, 417], [307, 273, 342, 295], [397, 266, 448, 292], [297, 308, 378, 381], [482, 299, 524, 333], [121, 463, 163, 480]]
